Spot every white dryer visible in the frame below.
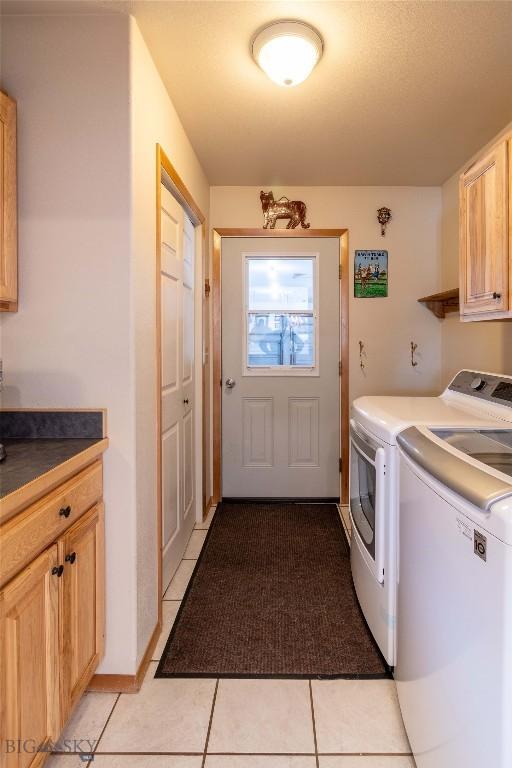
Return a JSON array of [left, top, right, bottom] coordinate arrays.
[[350, 371, 505, 666]]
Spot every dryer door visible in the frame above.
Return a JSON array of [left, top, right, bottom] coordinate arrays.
[[350, 421, 386, 583]]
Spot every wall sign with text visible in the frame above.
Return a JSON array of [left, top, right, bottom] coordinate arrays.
[[354, 250, 388, 298]]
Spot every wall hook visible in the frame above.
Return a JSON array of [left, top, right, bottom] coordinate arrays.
[[411, 341, 418, 367], [359, 340, 366, 373]]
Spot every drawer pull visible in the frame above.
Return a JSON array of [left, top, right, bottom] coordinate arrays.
[[59, 505, 72, 518], [65, 552, 77, 565], [493, 292, 502, 300], [51, 565, 64, 577]]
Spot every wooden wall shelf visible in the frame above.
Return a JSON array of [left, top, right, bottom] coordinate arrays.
[[418, 288, 459, 319]]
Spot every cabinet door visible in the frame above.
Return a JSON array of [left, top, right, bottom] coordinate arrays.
[[0, 90, 17, 307], [459, 139, 509, 316], [0, 547, 61, 768], [59, 503, 104, 719]]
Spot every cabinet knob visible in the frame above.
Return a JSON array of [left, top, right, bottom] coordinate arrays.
[[493, 292, 502, 300], [183, 398, 189, 405], [59, 505, 71, 518], [65, 552, 77, 565], [51, 565, 64, 577]]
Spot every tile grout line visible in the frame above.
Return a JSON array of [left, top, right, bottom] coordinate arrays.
[[78, 751, 413, 757], [91, 692, 121, 756], [309, 680, 320, 768], [201, 679, 220, 768]]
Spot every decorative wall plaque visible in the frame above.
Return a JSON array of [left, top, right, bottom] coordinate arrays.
[[377, 206, 392, 236]]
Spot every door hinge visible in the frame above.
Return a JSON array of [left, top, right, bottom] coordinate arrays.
[[338, 361, 342, 376], [339, 264, 343, 280], [339, 458, 342, 473], [205, 278, 211, 298]]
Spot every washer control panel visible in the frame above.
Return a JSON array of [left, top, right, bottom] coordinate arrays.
[[448, 370, 512, 407]]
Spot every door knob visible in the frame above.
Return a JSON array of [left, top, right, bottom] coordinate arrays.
[[225, 378, 236, 388]]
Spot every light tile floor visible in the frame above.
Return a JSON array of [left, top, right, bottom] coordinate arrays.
[[49, 506, 415, 768]]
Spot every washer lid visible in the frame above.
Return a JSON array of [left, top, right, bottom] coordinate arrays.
[[431, 429, 512, 480], [398, 427, 512, 511], [352, 396, 496, 445]]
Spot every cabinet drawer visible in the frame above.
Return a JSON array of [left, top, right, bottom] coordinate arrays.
[[0, 461, 102, 589]]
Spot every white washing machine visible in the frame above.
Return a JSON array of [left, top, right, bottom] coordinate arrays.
[[396, 370, 512, 768], [350, 370, 508, 666]]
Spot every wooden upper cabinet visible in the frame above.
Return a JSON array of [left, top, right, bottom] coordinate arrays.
[[59, 503, 104, 719], [0, 90, 17, 310], [459, 138, 509, 318], [0, 547, 61, 768]]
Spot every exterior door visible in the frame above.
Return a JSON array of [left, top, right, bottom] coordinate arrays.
[[160, 185, 195, 591], [0, 546, 61, 768], [59, 503, 104, 718], [460, 139, 509, 316], [221, 237, 340, 498]]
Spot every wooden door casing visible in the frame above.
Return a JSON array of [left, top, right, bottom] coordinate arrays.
[[212, 229, 350, 505], [0, 547, 60, 768], [0, 90, 17, 309], [59, 503, 104, 720], [459, 139, 509, 316]]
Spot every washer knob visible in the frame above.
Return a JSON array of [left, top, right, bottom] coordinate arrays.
[[471, 377, 486, 391]]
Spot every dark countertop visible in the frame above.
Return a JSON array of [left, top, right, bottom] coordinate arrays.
[[0, 438, 103, 500]]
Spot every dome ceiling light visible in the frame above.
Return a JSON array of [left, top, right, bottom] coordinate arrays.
[[252, 21, 323, 87]]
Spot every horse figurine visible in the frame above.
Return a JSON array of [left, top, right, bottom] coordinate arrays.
[[260, 191, 310, 229]]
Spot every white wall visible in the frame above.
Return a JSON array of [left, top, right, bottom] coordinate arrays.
[[440, 123, 512, 380], [0, 13, 137, 675], [0, 13, 210, 675], [211, 186, 443, 402], [129, 17, 209, 666]]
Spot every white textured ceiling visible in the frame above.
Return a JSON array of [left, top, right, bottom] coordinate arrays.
[[4, 1, 512, 185]]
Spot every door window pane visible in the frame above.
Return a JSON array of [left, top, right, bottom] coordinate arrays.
[[246, 256, 316, 370], [247, 258, 314, 310], [248, 313, 314, 366]]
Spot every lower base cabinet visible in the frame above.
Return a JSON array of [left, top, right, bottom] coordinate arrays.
[[0, 547, 61, 768], [0, 503, 104, 768], [60, 503, 104, 718]]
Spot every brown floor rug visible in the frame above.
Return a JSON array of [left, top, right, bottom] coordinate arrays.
[[155, 502, 390, 679]]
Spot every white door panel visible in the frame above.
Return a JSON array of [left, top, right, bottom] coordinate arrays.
[[222, 237, 339, 498], [183, 286, 194, 384], [160, 185, 195, 592], [242, 397, 274, 467], [288, 397, 320, 467], [162, 425, 179, 546], [183, 409, 194, 518], [161, 277, 180, 390]]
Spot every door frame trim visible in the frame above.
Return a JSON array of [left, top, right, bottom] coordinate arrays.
[[212, 228, 349, 504], [156, 144, 206, 620]]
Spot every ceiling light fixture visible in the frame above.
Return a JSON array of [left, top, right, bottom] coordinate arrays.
[[252, 21, 323, 87]]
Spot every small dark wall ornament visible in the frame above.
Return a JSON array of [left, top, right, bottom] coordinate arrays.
[[260, 191, 310, 229], [377, 206, 392, 236]]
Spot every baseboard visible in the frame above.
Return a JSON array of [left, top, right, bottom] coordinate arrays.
[[221, 497, 340, 504], [203, 495, 213, 520], [87, 619, 161, 694]]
